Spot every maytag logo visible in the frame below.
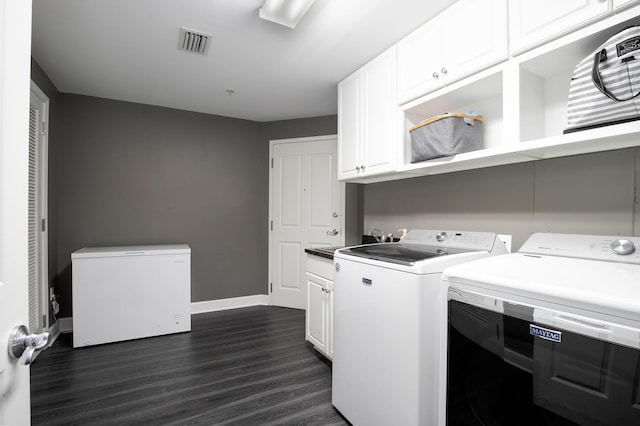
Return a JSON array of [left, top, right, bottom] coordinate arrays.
[[529, 324, 562, 343], [617, 35, 640, 57]]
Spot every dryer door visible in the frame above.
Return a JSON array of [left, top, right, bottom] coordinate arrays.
[[447, 288, 640, 425]]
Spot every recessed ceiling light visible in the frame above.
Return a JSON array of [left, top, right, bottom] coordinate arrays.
[[259, 0, 316, 29]]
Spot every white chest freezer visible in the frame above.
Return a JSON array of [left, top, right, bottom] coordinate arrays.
[[71, 244, 191, 348]]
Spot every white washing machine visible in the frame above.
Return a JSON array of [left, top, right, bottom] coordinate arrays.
[[442, 233, 640, 425], [331, 229, 508, 426]]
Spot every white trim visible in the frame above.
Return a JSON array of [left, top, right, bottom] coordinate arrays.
[[56, 295, 272, 333], [190, 294, 269, 314], [46, 320, 61, 346], [58, 317, 73, 334]]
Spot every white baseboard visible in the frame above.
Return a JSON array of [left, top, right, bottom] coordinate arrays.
[[190, 294, 269, 314], [55, 294, 270, 332], [58, 317, 73, 334]]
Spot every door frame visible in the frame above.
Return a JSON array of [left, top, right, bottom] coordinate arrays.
[[267, 135, 345, 307]]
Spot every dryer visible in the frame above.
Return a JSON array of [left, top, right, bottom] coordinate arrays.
[[331, 229, 508, 426], [442, 233, 640, 425]]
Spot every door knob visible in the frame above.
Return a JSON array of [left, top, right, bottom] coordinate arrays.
[[8, 325, 49, 365], [326, 229, 339, 236]]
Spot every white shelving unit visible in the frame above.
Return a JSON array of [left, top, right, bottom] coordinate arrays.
[[339, 2, 640, 184]]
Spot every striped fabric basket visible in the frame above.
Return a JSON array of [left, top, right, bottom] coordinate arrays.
[[564, 26, 640, 133]]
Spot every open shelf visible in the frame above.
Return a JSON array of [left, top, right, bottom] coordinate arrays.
[[400, 66, 504, 171], [516, 12, 640, 143]]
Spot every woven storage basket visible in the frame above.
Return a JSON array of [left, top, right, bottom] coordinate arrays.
[[409, 113, 483, 163]]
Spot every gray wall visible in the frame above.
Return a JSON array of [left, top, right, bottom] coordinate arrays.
[[48, 88, 337, 318], [56, 95, 263, 315], [363, 148, 640, 250]]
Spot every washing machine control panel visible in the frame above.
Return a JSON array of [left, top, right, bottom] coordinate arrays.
[[520, 233, 640, 264]]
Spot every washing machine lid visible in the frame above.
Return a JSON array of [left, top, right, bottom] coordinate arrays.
[[340, 243, 465, 266], [340, 229, 502, 266]]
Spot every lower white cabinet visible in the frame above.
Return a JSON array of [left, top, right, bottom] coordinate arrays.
[[305, 254, 334, 359]]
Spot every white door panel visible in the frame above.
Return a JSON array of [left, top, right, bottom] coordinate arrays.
[[270, 136, 343, 309], [310, 154, 333, 228], [509, 0, 611, 53], [337, 72, 360, 177], [362, 47, 397, 174], [280, 155, 302, 226], [442, 0, 507, 82], [0, 0, 33, 422]]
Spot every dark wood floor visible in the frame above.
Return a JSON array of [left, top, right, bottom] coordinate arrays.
[[31, 306, 349, 425]]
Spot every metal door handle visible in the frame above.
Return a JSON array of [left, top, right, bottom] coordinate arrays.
[[326, 229, 339, 236], [8, 325, 50, 365]]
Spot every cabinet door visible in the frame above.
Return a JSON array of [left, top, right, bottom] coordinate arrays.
[[361, 47, 397, 176], [509, 0, 611, 54], [306, 273, 329, 356], [337, 70, 361, 179], [397, 17, 443, 104], [442, 0, 507, 83], [614, 0, 640, 9]]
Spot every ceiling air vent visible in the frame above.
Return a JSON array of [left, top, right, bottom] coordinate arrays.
[[178, 27, 212, 55]]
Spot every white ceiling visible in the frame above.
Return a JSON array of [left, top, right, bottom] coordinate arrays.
[[31, 0, 456, 122]]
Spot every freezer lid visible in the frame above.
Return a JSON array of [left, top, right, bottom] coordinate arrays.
[[71, 244, 191, 259]]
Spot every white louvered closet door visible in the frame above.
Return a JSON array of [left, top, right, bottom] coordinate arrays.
[[28, 104, 40, 333], [28, 83, 49, 334]]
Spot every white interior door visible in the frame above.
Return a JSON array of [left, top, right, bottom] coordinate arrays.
[[0, 0, 33, 424], [269, 135, 343, 309]]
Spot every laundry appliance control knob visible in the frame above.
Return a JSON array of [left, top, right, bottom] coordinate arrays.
[[610, 239, 635, 255], [436, 232, 448, 242]]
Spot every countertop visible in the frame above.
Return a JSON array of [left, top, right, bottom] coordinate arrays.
[[305, 246, 344, 260]]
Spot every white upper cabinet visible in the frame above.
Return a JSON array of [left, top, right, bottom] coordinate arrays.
[[613, 0, 640, 9], [338, 46, 397, 180], [397, 0, 508, 104], [397, 17, 443, 104], [337, 71, 361, 178], [338, 0, 640, 184], [509, 0, 611, 54]]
